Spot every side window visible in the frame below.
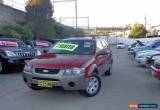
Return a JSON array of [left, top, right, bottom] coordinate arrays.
[[96, 40, 104, 52], [100, 39, 107, 48]]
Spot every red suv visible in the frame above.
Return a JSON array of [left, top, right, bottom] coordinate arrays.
[[23, 37, 113, 97]]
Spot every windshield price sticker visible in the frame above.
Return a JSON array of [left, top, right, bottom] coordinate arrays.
[[36, 42, 49, 47], [0, 41, 18, 47], [53, 43, 78, 51]]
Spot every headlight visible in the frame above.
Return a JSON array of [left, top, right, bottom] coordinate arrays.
[[5, 51, 16, 57], [36, 50, 41, 56], [23, 64, 32, 73], [63, 68, 85, 76]]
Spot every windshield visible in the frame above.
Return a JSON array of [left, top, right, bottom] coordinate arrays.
[[17, 41, 27, 48], [48, 40, 95, 55], [145, 41, 154, 47]]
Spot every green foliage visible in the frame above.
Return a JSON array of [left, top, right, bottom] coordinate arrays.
[[129, 24, 147, 38], [0, 23, 33, 40], [54, 22, 85, 39]]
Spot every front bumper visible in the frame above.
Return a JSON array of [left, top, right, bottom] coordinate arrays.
[[5, 57, 35, 65], [23, 70, 89, 91], [135, 57, 147, 66], [150, 66, 160, 80]]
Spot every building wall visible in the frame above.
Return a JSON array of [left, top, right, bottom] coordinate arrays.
[[0, 4, 25, 25]]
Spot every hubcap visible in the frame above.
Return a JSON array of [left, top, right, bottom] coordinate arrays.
[[0, 62, 2, 72], [86, 76, 99, 95]]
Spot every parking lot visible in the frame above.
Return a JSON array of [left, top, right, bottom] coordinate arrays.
[[0, 46, 160, 110]]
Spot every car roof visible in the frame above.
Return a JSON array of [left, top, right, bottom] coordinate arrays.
[[0, 38, 21, 41], [63, 36, 106, 41]]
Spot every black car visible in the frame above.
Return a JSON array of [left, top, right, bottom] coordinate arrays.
[[0, 38, 41, 74], [24, 40, 53, 53]]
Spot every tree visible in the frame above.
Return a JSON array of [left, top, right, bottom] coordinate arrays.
[[25, 0, 54, 39], [129, 24, 147, 38]]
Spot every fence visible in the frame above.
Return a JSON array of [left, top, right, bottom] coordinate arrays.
[[107, 36, 160, 45], [0, 0, 25, 11]]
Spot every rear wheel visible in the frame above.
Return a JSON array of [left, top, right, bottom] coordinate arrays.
[[105, 65, 112, 76], [79, 74, 101, 97], [0, 61, 8, 74]]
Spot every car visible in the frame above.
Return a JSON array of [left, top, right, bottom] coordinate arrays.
[[24, 40, 53, 53], [132, 40, 160, 57], [146, 54, 160, 68], [128, 40, 144, 53], [0, 38, 41, 74], [23, 37, 113, 97], [135, 47, 160, 66], [150, 59, 160, 80], [116, 43, 125, 49]]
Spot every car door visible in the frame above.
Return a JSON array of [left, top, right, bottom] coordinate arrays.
[[96, 40, 106, 75], [100, 39, 112, 72]]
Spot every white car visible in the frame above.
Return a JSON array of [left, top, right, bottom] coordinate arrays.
[[116, 43, 125, 49], [135, 48, 160, 66]]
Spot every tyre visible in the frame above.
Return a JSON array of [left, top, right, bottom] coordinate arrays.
[[29, 85, 43, 91], [0, 61, 8, 74], [105, 65, 112, 76], [79, 74, 101, 97]]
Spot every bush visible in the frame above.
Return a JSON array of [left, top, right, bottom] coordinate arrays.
[[0, 23, 33, 40]]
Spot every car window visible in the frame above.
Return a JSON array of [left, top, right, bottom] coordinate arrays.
[[96, 40, 104, 51], [100, 39, 107, 48], [49, 40, 95, 55]]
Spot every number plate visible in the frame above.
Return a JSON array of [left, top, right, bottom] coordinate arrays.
[[37, 81, 53, 88]]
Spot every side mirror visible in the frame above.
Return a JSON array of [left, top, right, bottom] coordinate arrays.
[[97, 50, 108, 56]]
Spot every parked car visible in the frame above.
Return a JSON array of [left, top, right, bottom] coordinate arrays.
[[116, 43, 125, 49], [128, 40, 144, 52], [146, 54, 160, 67], [132, 40, 160, 57], [150, 59, 160, 80], [135, 47, 160, 66], [0, 38, 41, 74], [24, 40, 53, 53], [23, 37, 113, 97]]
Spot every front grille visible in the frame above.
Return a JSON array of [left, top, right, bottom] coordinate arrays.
[[35, 68, 60, 75], [15, 51, 36, 57], [32, 77, 59, 81]]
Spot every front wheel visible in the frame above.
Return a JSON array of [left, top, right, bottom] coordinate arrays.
[[105, 65, 112, 76], [29, 85, 43, 91], [79, 74, 101, 97], [0, 61, 8, 74]]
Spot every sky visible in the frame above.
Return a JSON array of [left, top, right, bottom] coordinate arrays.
[[3, 0, 160, 28]]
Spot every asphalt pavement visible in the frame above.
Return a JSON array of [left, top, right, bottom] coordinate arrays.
[[0, 46, 160, 110]]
